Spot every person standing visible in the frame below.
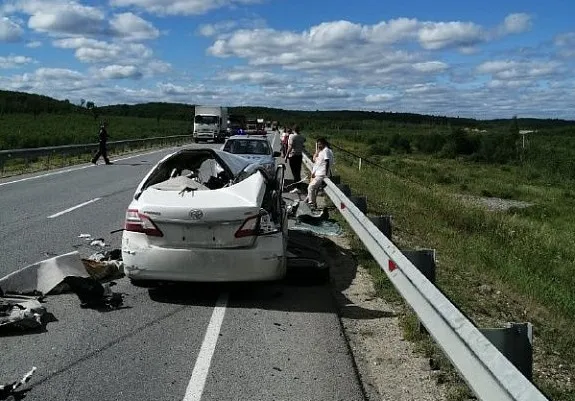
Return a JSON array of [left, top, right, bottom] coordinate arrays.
[[91, 121, 112, 165], [280, 127, 291, 157], [305, 137, 334, 207], [285, 124, 305, 182]]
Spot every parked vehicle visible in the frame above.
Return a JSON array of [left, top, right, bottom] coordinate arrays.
[[193, 106, 228, 143], [222, 135, 281, 179], [227, 114, 246, 136], [122, 148, 286, 285], [246, 118, 266, 135]]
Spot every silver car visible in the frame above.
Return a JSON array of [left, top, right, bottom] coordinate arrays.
[[222, 135, 280, 178]]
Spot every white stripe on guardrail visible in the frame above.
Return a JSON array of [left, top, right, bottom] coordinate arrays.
[[289, 138, 549, 401]]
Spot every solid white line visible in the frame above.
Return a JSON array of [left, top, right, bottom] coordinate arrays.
[[0, 148, 172, 188], [183, 292, 229, 401], [47, 197, 101, 219]]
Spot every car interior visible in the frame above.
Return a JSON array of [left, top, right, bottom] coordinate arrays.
[[138, 150, 236, 195]]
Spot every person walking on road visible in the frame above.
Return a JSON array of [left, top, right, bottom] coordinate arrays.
[[305, 137, 334, 208], [91, 121, 112, 165], [285, 124, 305, 182]]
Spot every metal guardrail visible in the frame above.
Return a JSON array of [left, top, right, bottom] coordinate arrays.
[[0, 135, 191, 173], [295, 144, 549, 401]]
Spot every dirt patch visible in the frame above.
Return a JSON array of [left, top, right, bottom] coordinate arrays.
[[454, 194, 533, 212], [325, 234, 447, 401]]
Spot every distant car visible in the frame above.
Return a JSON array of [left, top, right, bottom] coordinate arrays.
[[222, 135, 281, 179], [122, 148, 287, 285]]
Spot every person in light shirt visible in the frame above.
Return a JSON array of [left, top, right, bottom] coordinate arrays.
[[305, 137, 334, 207]]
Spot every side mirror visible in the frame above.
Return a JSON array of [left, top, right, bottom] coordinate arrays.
[[273, 151, 281, 157]]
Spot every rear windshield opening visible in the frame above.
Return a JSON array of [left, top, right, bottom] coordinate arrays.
[[142, 151, 233, 192]]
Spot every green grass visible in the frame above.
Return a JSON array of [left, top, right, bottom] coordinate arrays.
[[0, 113, 192, 149], [320, 140, 575, 400]]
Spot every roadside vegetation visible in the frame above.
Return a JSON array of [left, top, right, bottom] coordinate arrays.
[[308, 125, 575, 400]]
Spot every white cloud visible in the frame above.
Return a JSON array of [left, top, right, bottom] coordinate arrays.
[[208, 14, 525, 71], [23, 1, 106, 36], [110, 13, 159, 41], [26, 40, 42, 47], [197, 18, 266, 38], [97, 64, 143, 79], [0, 55, 33, 68], [476, 60, 561, 80], [418, 21, 484, 50], [0, 16, 23, 42], [555, 32, 575, 58], [225, 70, 286, 85], [499, 13, 532, 35], [365, 93, 394, 103], [109, 0, 262, 16], [412, 61, 448, 73], [53, 37, 153, 63]]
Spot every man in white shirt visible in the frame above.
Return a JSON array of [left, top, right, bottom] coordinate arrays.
[[305, 137, 334, 207]]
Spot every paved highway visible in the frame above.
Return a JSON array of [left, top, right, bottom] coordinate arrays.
[[0, 144, 365, 401]]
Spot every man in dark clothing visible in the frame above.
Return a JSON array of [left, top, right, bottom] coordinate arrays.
[[91, 122, 112, 165]]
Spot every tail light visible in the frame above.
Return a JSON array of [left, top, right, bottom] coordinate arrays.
[[234, 213, 260, 238], [124, 209, 163, 237], [234, 210, 279, 238]]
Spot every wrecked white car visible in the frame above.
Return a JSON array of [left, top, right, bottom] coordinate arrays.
[[122, 148, 287, 286]]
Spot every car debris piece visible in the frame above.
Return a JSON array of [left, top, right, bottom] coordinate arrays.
[[0, 295, 48, 332], [0, 367, 36, 400], [0, 252, 90, 295], [0, 251, 124, 296], [62, 277, 123, 310], [81, 259, 124, 281], [78, 233, 91, 239], [89, 238, 106, 247]]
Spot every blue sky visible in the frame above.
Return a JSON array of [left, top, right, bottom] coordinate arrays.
[[0, 0, 574, 119]]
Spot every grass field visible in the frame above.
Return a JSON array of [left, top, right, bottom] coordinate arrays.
[[315, 137, 575, 400], [0, 113, 192, 149]]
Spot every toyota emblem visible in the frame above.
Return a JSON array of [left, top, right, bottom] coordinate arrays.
[[189, 209, 204, 220]]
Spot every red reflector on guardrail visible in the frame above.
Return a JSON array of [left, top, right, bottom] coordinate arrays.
[[388, 260, 397, 272], [340, 202, 346, 210]]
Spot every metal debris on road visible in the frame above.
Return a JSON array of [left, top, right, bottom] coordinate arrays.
[[89, 238, 106, 247], [0, 367, 36, 400], [0, 294, 50, 333], [78, 233, 92, 239], [0, 252, 91, 295]]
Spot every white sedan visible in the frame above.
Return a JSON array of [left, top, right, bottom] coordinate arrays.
[[122, 148, 287, 286]]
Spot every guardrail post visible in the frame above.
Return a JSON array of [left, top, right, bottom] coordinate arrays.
[[480, 322, 533, 380], [368, 215, 392, 240], [337, 183, 351, 197], [402, 249, 436, 334], [350, 195, 367, 214]]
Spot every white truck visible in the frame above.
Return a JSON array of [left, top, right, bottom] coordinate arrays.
[[193, 106, 228, 143]]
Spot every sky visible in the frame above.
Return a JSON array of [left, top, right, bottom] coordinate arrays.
[[0, 0, 574, 119]]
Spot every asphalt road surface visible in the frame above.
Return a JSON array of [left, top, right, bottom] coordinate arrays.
[[0, 143, 366, 401]]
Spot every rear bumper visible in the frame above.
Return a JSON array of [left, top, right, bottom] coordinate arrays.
[[122, 232, 286, 282]]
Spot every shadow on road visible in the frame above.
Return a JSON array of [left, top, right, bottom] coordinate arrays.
[[147, 230, 392, 320]]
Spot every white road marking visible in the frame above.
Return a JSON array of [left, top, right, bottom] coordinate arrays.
[[47, 198, 101, 219], [0, 148, 171, 188], [183, 292, 229, 401]]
